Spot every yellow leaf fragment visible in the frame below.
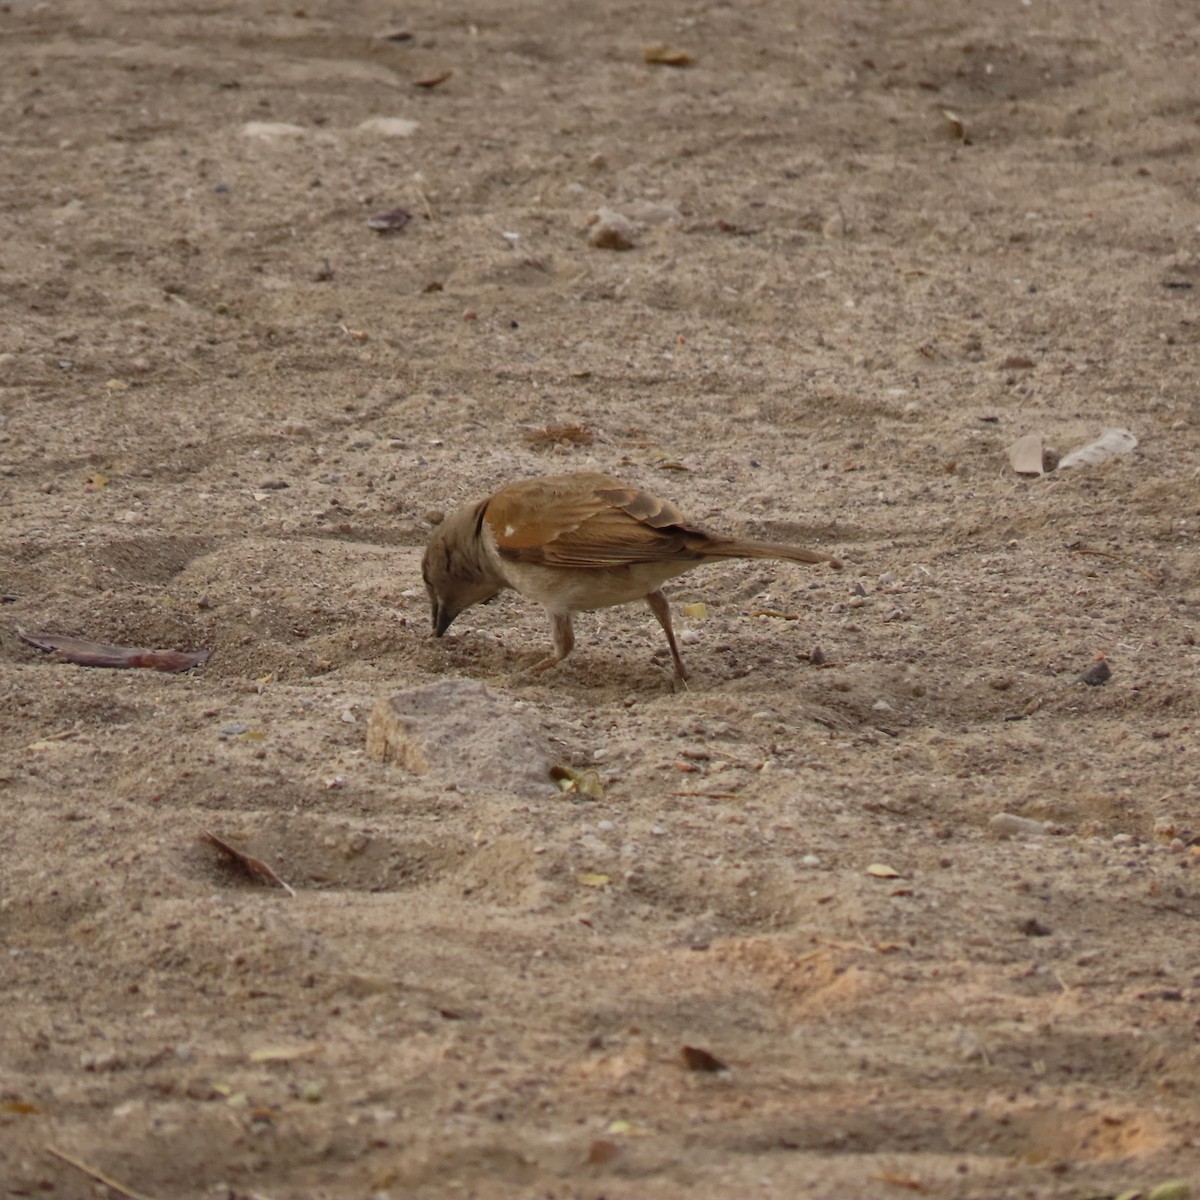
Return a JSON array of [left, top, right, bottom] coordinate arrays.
[[249, 1045, 322, 1064], [577, 873, 611, 888], [1146, 1183, 1192, 1200], [942, 108, 966, 140], [606, 1118, 653, 1137], [866, 863, 902, 879], [2, 1100, 41, 1114], [682, 602, 708, 620], [550, 764, 603, 797]]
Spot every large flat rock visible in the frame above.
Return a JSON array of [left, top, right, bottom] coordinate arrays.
[[366, 679, 554, 797]]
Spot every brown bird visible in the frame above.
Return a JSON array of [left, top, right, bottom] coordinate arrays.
[[421, 471, 840, 681]]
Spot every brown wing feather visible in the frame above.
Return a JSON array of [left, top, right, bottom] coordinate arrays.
[[594, 482, 688, 529], [484, 471, 838, 570], [485, 473, 705, 568]]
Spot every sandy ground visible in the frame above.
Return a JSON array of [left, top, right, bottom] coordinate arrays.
[[3, 1, 1200, 1197]]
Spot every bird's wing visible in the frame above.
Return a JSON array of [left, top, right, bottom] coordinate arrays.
[[484, 473, 705, 568]]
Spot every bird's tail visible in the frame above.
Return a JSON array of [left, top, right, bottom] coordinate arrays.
[[697, 536, 843, 569]]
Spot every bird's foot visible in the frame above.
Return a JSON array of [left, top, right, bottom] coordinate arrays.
[[509, 653, 564, 684]]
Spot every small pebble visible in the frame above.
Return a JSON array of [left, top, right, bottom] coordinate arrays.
[[358, 117, 419, 138], [822, 211, 846, 238], [587, 207, 637, 250], [242, 121, 306, 139], [1019, 917, 1053, 937], [1079, 659, 1112, 686], [988, 812, 1046, 839]]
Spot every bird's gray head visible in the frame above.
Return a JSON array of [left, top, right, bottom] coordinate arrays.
[[421, 500, 503, 636]]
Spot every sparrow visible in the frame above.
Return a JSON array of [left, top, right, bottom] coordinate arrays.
[[421, 471, 841, 680]]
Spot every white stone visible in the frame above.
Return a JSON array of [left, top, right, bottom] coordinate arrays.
[[241, 121, 306, 139], [357, 116, 420, 138]]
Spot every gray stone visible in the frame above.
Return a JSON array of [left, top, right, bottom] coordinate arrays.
[[988, 812, 1046, 839], [366, 679, 554, 797]]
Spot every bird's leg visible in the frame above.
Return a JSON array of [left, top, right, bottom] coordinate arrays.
[[645, 589, 689, 683], [525, 610, 575, 675], [549, 610, 575, 663]]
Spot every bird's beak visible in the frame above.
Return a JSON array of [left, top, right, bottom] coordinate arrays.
[[433, 603, 456, 637]]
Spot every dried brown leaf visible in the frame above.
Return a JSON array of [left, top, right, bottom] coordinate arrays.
[[644, 45, 694, 67], [522, 423, 597, 448], [44, 1147, 157, 1200], [197, 824, 296, 897], [20, 631, 211, 672], [866, 863, 902, 879], [586, 1138, 622, 1164], [680, 1044, 728, 1072], [367, 207, 412, 233], [872, 1172, 928, 1192]]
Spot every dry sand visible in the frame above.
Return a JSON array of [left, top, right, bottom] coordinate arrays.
[[2, 1, 1200, 1196]]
